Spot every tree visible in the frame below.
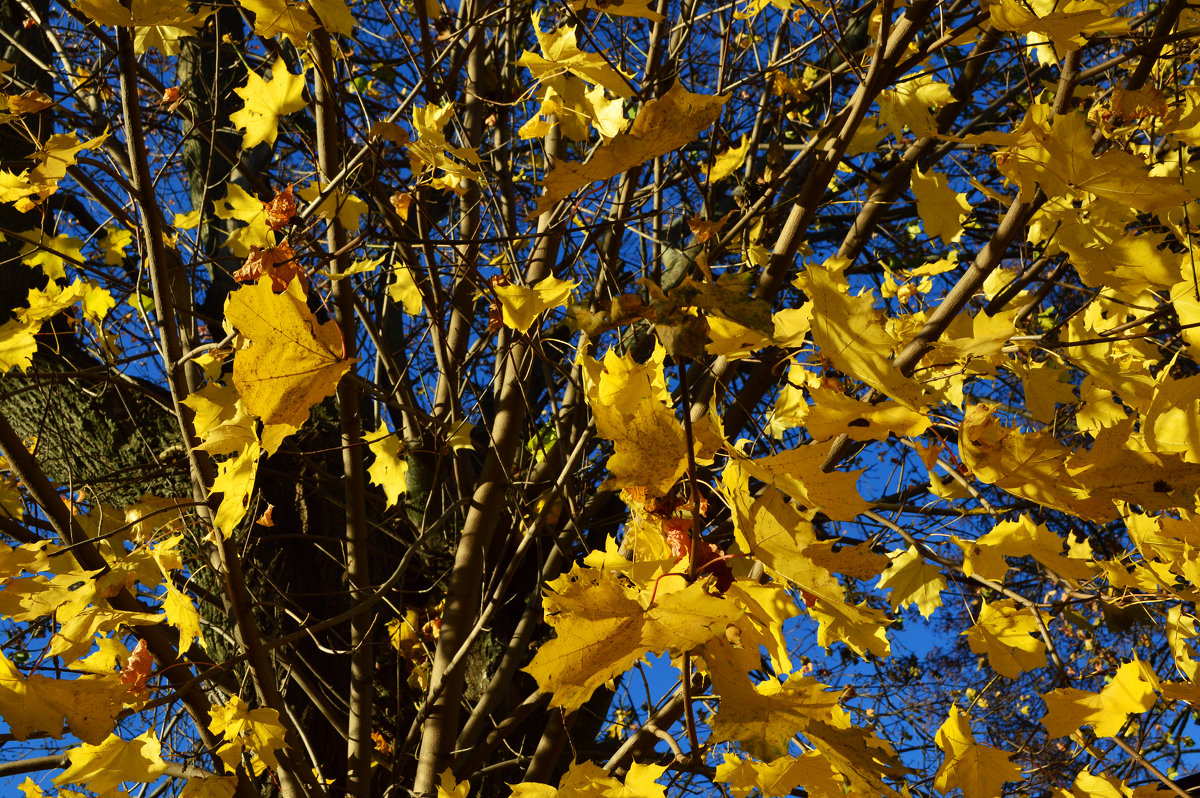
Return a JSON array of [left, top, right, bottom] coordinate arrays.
[[0, 0, 1199, 795]]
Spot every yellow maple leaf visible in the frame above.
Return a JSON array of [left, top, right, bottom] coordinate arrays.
[[367, 419, 408, 508], [704, 135, 751, 183], [162, 581, 202, 655], [532, 81, 727, 216], [581, 343, 687, 496], [208, 694, 289, 772], [934, 706, 1022, 798], [494, 275, 577, 333], [183, 384, 249, 456], [1143, 371, 1200, 462], [514, 760, 665, 798], [522, 563, 739, 711], [1009, 359, 1078, 423], [406, 102, 483, 192], [0, 650, 124, 744], [517, 14, 632, 142], [19, 230, 84, 282], [705, 315, 772, 360], [17, 777, 43, 798], [959, 403, 1111, 520], [962, 405, 1200, 521], [805, 257, 924, 408], [1001, 110, 1191, 210], [388, 261, 424, 315], [878, 74, 953, 139], [876, 546, 945, 618], [911, 168, 971, 244], [773, 304, 813, 347], [6, 90, 51, 116], [98, 226, 131, 265], [53, 730, 168, 793], [0, 169, 34, 207], [807, 598, 892, 658], [48, 606, 161, 664], [987, 0, 1130, 54], [0, 320, 38, 373], [0, 131, 107, 211], [388, 608, 423, 658], [180, 776, 238, 798], [1070, 770, 1134, 798], [225, 277, 354, 428], [213, 182, 273, 256], [308, 0, 354, 32], [733, 443, 868, 522], [960, 515, 1094, 585], [71, 0, 211, 49], [568, 0, 664, 21], [709, 673, 846, 760], [236, 0, 317, 41], [0, 278, 108, 373], [436, 769, 469, 798], [297, 181, 368, 230], [804, 386, 931, 443], [716, 752, 845, 798], [963, 599, 1047, 678], [1041, 660, 1159, 738], [805, 721, 910, 798], [721, 465, 889, 657], [230, 60, 308, 149], [210, 442, 261, 539]]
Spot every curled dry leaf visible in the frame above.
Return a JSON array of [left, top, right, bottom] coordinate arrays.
[[263, 183, 297, 231], [120, 639, 152, 694], [255, 503, 276, 527], [232, 241, 304, 292]]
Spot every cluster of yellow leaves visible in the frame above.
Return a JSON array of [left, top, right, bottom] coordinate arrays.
[[579, 342, 691, 495], [510, 762, 670, 798], [11, 0, 1200, 795], [0, 462, 285, 795], [523, 449, 918, 796], [71, 0, 211, 54], [405, 102, 484, 193], [0, 495, 254, 795], [235, 0, 355, 41], [0, 131, 106, 212], [531, 81, 728, 216], [209, 694, 289, 773], [0, 276, 114, 373], [517, 11, 633, 142], [0, 251, 337, 797], [185, 276, 353, 537], [987, 0, 1130, 58], [998, 106, 1188, 210]]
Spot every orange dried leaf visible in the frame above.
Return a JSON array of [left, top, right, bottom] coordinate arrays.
[[120, 639, 153, 694], [160, 86, 186, 113], [255, 504, 276, 527], [233, 241, 303, 292], [263, 184, 297, 231]]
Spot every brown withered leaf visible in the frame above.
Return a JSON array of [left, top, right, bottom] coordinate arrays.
[[263, 184, 298, 231], [233, 241, 303, 291]]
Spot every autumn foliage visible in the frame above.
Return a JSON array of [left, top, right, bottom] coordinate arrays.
[[2, 0, 1200, 796]]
